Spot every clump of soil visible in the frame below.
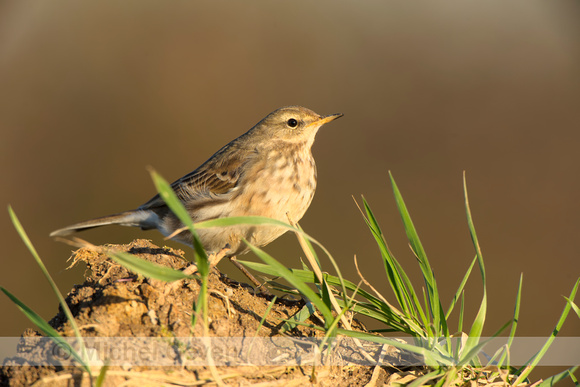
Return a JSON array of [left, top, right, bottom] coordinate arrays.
[[1, 239, 412, 386]]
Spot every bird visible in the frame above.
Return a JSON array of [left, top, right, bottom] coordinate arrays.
[[51, 106, 343, 281]]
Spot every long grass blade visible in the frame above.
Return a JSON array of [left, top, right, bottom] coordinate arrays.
[[458, 292, 465, 334], [249, 296, 277, 353], [280, 301, 315, 333], [462, 173, 487, 355], [195, 215, 340, 268], [565, 296, 580, 320], [486, 274, 523, 380], [359, 197, 430, 334], [408, 370, 445, 387], [95, 362, 109, 387], [149, 170, 209, 329], [446, 255, 477, 320], [358, 198, 410, 312], [336, 328, 453, 366], [566, 368, 579, 385], [0, 287, 89, 372], [513, 277, 580, 384], [108, 251, 195, 282], [239, 260, 422, 333], [286, 318, 454, 366], [196, 215, 348, 292], [7, 206, 91, 374], [456, 319, 511, 367], [149, 170, 208, 271], [506, 275, 523, 359], [244, 241, 334, 326], [389, 172, 447, 338], [536, 366, 578, 387]]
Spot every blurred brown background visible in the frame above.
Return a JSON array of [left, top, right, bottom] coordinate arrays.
[[1, 0, 579, 376]]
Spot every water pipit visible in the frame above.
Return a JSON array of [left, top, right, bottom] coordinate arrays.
[[51, 106, 342, 286]]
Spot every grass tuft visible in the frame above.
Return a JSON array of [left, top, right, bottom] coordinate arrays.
[[3, 171, 578, 385]]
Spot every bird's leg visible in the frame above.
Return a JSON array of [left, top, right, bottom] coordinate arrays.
[[208, 246, 231, 267], [177, 245, 231, 277], [229, 256, 271, 294], [166, 246, 231, 294]]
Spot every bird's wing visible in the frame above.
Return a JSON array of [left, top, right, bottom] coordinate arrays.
[[139, 145, 254, 210]]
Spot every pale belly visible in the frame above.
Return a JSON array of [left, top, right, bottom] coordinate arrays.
[[227, 153, 317, 254]]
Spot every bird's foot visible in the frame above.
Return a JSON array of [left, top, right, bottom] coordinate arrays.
[[165, 246, 232, 294]]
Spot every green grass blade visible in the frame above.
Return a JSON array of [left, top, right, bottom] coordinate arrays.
[[360, 198, 409, 311], [360, 197, 416, 317], [108, 251, 195, 282], [149, 169, 209, 270], [458, 292, 465, 334], [452, 297, 466, 361], [434, 371, 451, 387], [389, 172, 447, 338], [249, 296, 277, 353], [462, 174, 487, 355], [244, 241, 334, 326], [191, 273, 208, 328], [197, 215, 351, 301], [565, 296, 580, 320], [388, 172, 430, 276], [360, 197, 430, 334], [0, 287, 89, 372], [320, 274, 332, 307], [1, 288, 60, 337], [288, 318, 454, 366], [456, 319, 511, 367], [95, 362, 109, 387], [256, 296, 277, 335], [7, 206, 91, 374], [336, 328, 453, 366], [149, 170, 209, 329], [536, 366, 578, 387], [420, 287, 434, 339], [292, 221, 351, 312], [507, 275, 523, 350], [281, 302, 316, 333], [408, 370, 445, 387], [514, 277, 580, 384], [446, 255, 477, 320], [487, 274, 523, 379], [195, 216, 293, 229], [293, 222, 352, 312], [239, 260, 423, 334]]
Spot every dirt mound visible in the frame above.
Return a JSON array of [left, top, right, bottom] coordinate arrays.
[[1, 240, 412, 386]]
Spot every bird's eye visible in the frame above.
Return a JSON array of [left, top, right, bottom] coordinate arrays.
[[286, 118, 298, 128]]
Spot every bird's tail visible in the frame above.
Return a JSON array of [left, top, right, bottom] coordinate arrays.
[[49, 210, 158, 237]]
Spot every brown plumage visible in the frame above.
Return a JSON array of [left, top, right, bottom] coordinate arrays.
[[51, 106, 342, 258]]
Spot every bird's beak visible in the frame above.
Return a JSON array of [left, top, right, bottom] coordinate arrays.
[[317, 113, 344, 126]]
